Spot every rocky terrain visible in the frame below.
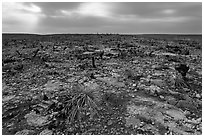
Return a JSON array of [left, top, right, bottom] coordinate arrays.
[[2, 34, 202, 135]]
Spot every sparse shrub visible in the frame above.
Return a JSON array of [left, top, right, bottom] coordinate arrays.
[[61, 83, 102, 123], [174, 76, 188, 89]]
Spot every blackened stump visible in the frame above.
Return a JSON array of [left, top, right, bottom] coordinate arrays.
[[92, 56, 96, 68], [175, 64, 189, 77]]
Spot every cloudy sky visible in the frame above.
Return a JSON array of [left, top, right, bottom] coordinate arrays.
[[2, 2, 202, 34]]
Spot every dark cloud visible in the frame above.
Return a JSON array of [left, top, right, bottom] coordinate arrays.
[[2, 2, 202, 34], [111, 2, 201, 18]]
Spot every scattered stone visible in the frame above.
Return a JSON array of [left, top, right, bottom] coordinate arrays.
[[132, 60, 139, 64], [142, 124, 160, 134], [151, 64, 160, 69], [44, 80, 64, 91], [95, 124, 101, 128], [165, 109, 186, 120], [183, 123, 193, 132], [164, 96, 177, 105], [125, 116, 141, 128], [24, 111, 49, 127], [107, 120, 113, 126], [97, 77, 125, 87], [132, 83, 137, 87], [195, 94, 201, 99], [187, 117, 202, 124], [176, 100, 197, 111], [40, 129, 53, 135], [183, 88, 190, 92], [67, 77, 76, 83], [67, 127, 74, 132], [184, 110, 191, 116], [15, 129, 35, 135], [159, 95, 165, 99], [84, 81, 100, 91], [151, 79, 167, 88], [2, 83, 12, 95], [2, 95, 15, 103], [137, 83, 147, 89], [146, 85, 162, 95], [153, 71, 165, 76]]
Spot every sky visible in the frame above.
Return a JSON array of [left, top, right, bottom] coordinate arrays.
[[2, 2, 202, 34]]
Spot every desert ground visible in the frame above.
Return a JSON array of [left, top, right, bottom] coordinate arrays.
[[2, 34, 202, 135]]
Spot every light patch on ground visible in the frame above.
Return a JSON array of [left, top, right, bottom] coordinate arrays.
[[126, 95, 195, 135]]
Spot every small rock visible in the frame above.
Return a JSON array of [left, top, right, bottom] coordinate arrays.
[[164, 96, 177, 105], [15, 129, 35, 135], [159, 95, 165, 99], [152, 64, 159, 69], [165, 109, 186, 120], [84, 81, 100, 91], [2, 95, 15, 103], [97, 77, 125, 87], [183, 88, 190, 92], [6, 123, 14, 128], [151, 79, 167, 88], [183, 123, 193, 132], [95, 124, 101, 128], [196, 118, 202, 123], [67, 127, 74, 132], [147, 85, 162, 95], [132, 60, 139, 64], [184, 110, 191, 116], [44, 80, 63, 91], [107, 120, 113, 126], [132, 84, 137, 87], [24, 111, 48, 127], [40, 129, 53, 135], [176, 100, 197, 111], [132, 95, 135, 97], [195, 94, 201, 99]]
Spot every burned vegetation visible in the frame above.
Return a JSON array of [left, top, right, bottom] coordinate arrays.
[[2, 34, 202, 135]]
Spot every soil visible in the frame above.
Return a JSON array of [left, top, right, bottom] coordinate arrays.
[[2, 34, 202, 135]]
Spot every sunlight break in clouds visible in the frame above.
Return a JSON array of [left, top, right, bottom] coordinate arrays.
[[2, 2, 202, 34], [163, 9, 176, 14], [78, 3, 111, 17], [2, 2, 44, 33], [60, 2, 111, 18]]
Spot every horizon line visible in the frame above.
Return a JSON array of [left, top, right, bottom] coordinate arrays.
[[2, 32, 202, 35]]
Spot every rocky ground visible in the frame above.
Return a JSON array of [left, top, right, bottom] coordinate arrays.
[[2, 34, 202, 135]]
